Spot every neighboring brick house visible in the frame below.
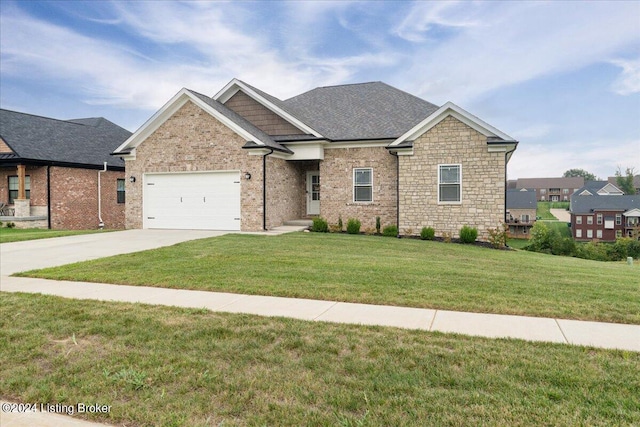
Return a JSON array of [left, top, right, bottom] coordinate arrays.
[[570, 182, 640, 242], [0, 109, 131, 229], [509, 177, 584, 202], [113, 79, 518, 239], [608, 175, 640, 195], [506, 189, 537, 238]]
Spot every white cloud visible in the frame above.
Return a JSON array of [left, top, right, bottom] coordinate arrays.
[[609, 58, 640, 95], [508, 139, 640, 179], [394, 1, 483, 42]]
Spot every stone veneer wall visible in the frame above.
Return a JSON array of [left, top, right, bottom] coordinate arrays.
[[125, 101, 264, 231], [265, 158, 314, 229], [320, 146, 397, 231], [399, 116, 505, 240]]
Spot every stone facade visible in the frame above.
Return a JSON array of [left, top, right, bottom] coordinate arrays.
[[399, 116, 505, 240], [320, 146, 397, 231], [0, 165, 125, 229], [125, 100, 264, 231]]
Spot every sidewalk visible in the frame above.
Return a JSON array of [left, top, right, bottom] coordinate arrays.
[[2, 275, 638, 352]]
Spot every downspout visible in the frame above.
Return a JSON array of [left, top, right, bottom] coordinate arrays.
[[98, 162, 107, 229], [391, 151, 400, 238], [263, 148, 274, 231], [46, 165, 51, 229]]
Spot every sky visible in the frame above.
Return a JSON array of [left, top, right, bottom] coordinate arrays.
[[1, 0, 638, 180]]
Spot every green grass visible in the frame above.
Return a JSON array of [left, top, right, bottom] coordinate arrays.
[[1, 293, 638, 427], [537, 202, 570, 220], [19, 233, 640, 324], [0, 228, 112, 244]]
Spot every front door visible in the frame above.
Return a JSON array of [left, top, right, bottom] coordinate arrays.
[[306, 171, 320, 215]]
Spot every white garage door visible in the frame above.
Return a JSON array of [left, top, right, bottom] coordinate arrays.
[[143, 171, 241, 230]]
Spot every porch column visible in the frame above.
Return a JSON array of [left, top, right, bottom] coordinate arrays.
[[17, 164, 27, 199], [14, 164, 30, 217]]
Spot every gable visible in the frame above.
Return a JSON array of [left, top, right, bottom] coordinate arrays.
[[224, 91, 305, 136], [597, 183, 624, 195], [0, 137, 14, 154]]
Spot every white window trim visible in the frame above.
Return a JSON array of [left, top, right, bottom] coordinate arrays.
[[576, 229, 582, 238], [596, 229, 603, 239], [587, 229, 593, 238], [353, 168, 373, 203], [576, 216, 582, 225], [438, 164, 462, 204]]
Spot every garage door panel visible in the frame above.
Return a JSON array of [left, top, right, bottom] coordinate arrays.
[[143, 172, 241, 230]]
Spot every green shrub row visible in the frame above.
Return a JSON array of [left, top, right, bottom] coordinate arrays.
[[525, 222, 640, 261]]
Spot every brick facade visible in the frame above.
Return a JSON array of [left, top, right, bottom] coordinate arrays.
[[320, 146, 397, 231], [125, 100, 264, 231], [265, 158, 315, 229], [399, 116, 505, 240], [0, 165, 124, 229]]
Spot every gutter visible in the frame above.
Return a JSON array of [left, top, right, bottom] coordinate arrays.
[[263, 148, 274, 230], [97, 162, 107, 228]]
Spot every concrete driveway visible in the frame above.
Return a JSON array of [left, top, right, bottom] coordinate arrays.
[[0, 229, 228, 276]]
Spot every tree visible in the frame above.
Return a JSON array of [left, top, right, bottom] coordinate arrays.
[[563, 168, 598, 180], [615, 167, 637, 195]]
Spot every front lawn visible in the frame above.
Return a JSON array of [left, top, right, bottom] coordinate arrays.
[[0, 228, 111, 244], [19, 232, 640, 324], [1, 293, 638, 426]]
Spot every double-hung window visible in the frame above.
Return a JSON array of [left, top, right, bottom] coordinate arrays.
[[353, 168, 372, 202], [439, 164, 461, 203], [117, 179, 125, 204], [8, 176, 30, 204]]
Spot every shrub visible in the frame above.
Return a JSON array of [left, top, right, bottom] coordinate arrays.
[[526, 222, 555, 253], [5, 222, 15, 229], [375, 217, 381, 234], [551, 237, 576, 257], [328, 224, 341, 233], [612, 237, 640, 260], [346, 218, 361, 234], [311, 217, 328, 233], [382, 225, 398, 237], [487, 224, 508, 249], [459, 225, 478, 244], [420, 226, 435, 240], [363, 227, 376, 235], [442, 231, 452, 243], [575, 241, 610, 262], [338, 216, 343, 232]]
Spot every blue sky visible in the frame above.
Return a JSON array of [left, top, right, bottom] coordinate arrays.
[[1, 0, 638, 179]]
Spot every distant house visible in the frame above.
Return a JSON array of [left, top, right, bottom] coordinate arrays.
[[607, 175, 640, 195], [0, 109, 131, 229], [570, 181, 640, 242], [509, 177, 584, 202], [113, 78, 518, 239], [506, 189, 537, 238]]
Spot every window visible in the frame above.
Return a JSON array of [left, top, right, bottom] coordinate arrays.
[[438, 164, 461, 203], [8, 176, 30, 204], [586, 216, 593, 225], [353, 168, 372, 202], [576, 216, 582, 225], [540, 189, 546, 194], [117, 179, 125, 204], [596, 230, 602, 239], [576, 229, 582, 238], [596, 214, 602, 225], [616, 214, 622, 225], [587, 229, 593, 238], [563, 189, 569, 194], [521, 214, 530, 223]]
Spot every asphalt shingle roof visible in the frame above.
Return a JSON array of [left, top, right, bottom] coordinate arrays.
[[0, 109, 131, 168], [506, 189, 537, 209], [281, 82, 440, 140], [571, 194, 640, 214]]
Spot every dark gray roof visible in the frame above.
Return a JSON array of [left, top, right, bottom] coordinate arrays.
[[282, 82, 440, 140], [506, 189, 537, 209], [187, 90, 292, 154], [570, 194, 640, 214], [515, 177, 584, 189], [0, 109, 130, 168]]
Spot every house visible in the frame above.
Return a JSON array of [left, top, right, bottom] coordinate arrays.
[[570, 182, 640, 241], [113, 79, 518, 239], [608, 175, 640, 195], [508, 177, 584, 202], [0, 109, 131, 229], [506, 188, 537, 238]]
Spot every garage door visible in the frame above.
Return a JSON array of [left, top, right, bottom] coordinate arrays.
[[143, 171, 241, 230]]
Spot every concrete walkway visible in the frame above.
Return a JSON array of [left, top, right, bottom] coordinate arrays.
[[1, 227, 639, 427], [550, 208, 571, 222], [2, 276, 639, 352]]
